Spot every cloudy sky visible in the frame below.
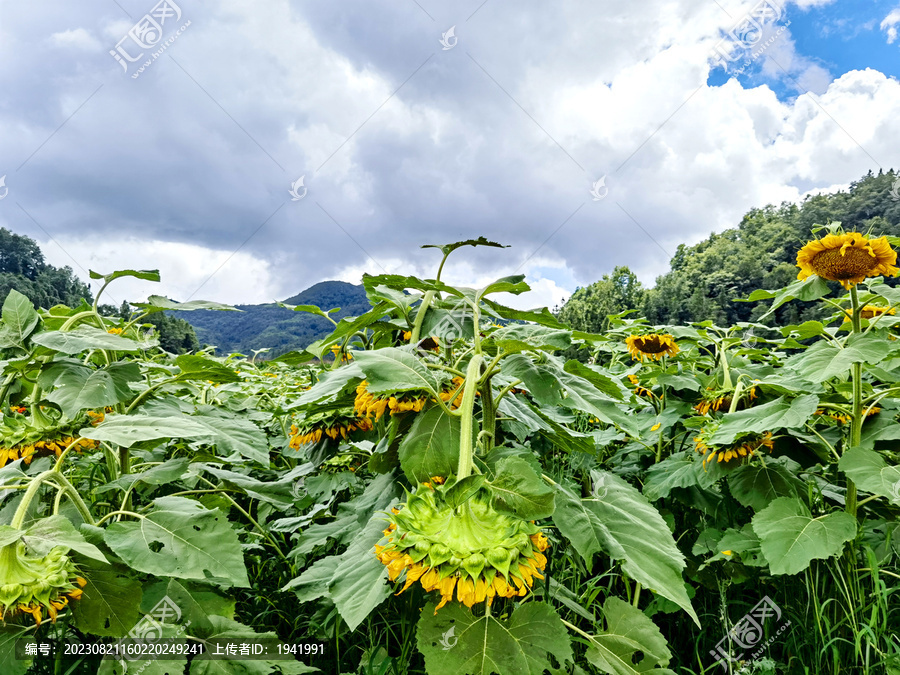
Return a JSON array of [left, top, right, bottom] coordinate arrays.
[[1, 0, 900, 310]]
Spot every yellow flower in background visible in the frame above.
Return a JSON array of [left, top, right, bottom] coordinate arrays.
[[651, 423, 661, 431], [106, 327, 124, 335], [843, 305, 896, 322], [625, 334, 679, 362], [796, 232, 898, 289]]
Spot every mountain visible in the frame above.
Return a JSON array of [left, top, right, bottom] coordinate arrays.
[[178, 280, 370, 356]]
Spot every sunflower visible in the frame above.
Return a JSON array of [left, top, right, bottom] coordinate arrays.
[[694, 387, 756, 415], [0, 437, 98, 469], [796, 232, 899, 290], [626, 374, 655, 399], [288, 417, 374, 447], [843, 305, 896, 322], [694, 429, 774, 466], [0, 543, 87, 626], [376, 483, 549, 613], [354, 379, 464, 421], [814, 407, 880, 425], [625, 334, 679, 362]]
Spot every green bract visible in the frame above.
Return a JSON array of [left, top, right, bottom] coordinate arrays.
[[375, 482, 549, 611]]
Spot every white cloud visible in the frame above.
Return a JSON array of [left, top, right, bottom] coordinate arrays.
[[49, 28, 100, 51], [38, 237, 278, 306], [881, 7, 900, 44]]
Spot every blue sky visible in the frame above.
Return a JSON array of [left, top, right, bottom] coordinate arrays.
[[1, 0, 899, 312]]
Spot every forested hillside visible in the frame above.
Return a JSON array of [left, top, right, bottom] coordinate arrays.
[[179, 280, 371, 356], [560, 169, 900, 331]]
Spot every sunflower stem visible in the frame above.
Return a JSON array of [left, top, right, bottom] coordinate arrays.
[[846, 286, 862, 518], [457, 355, 484, 479], [410, 291, 435, 345]]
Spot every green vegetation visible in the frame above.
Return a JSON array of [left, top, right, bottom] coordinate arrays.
[[1, 228, 899, 675], [560, 169, 900, 328]]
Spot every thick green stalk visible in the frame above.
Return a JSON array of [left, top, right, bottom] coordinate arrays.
[[410, 291, 435, 344], [846, 286, 863, 517], [456, 355, 484, 479]]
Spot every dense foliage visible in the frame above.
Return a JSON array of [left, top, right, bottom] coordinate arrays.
[[561, 169, 900, 328], [0, 229, 92, 310], [1, 229, 899, 675]]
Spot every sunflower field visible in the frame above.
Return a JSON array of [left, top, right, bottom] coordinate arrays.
[[1, 224, 900, 675]]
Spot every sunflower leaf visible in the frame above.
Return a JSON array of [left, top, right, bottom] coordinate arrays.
[[416, 601, 572, 675]]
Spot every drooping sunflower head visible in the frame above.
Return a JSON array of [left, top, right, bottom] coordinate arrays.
[[625, 333, 679, 362], [694, 425, 773, 467], [375, 483, 549, 613], [0, 543, 87, 626], [693, 386, 756, 415], [288, 408, 374, 448], [797, 232, 899, 290]]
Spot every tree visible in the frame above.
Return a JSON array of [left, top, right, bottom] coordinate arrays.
[[558, 266, 644, 333]]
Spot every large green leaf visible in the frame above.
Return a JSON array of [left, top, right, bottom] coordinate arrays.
[[174, 355, 241, 383], [416, 601, 572, 675], [133, 295, 238, 314], [295, 472, 401, 555], [785, 335, 899, 383], [287, 363, 363, 409], [31, 325, 149, 353], [89, 269, 161, 284], [2, 290, 39, 343], [41, 361, 141, 418], [327, 514, 393, 631], [708, 395, 818, 445], [189, 411, 270, 464], [552, 476, 697, 625], [399, 405, 461, 483], [488, 456, 555, 520], [19, 515, 108, 562], [104, 496, 249, 587], [746, 276, 831, 319], [838, 447, 900, 505], [489, 325, 571, 353], [751, 497, 857, 575], [727, 458, 802, 511], [353, 348, 440, 397], [80, 415, 211, 446], [502, 355, 636, 435], [0, 625, 32, 675], [642, 453, 715, 502], [197, 464, 310, 508], [95, 458, 192, 494], [71, 566, 143, 637], [584, 597, 675, 675]]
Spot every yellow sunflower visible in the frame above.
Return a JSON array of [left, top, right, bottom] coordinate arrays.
[[694, 430, 774, 466], [796, 232, 899, 290], [843, 305, 896, 322], [625, 334, 679, 362]]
